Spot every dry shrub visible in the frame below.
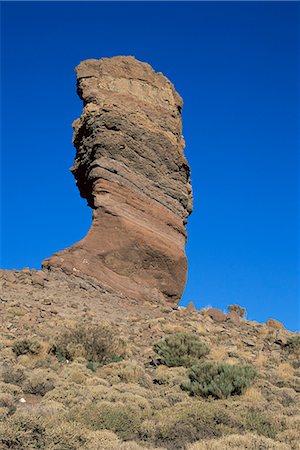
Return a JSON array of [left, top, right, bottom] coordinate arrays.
[[209, 344, 227, 362], [241, 387, 265, 404], [0, 347, 16, 364], [186, 432, 290, 449], [140, 400, 240, 448], [98, 360, 151, 387], [12, 338, 41, 356], [23, 368, 57, 396], [0, 393, 17, 414], [277, 428, 300, 450], [60, 362, 91, 384], [1, 364, 26, 386], [50, 322, 126, 364], [0, 382, 23, 397], [104, 389, 150, 413], [110, 382, 150, 398], [153, 365, 187, 387], [85, 375, 110, 387], [44, 421, 120, 450], [276, 363, 294, 380], [38, 399, 66, 417], [68, 400, 141, 440], [0, 406, 9, 420], [0, 412, 46, 449], [242, 408, 285, 439], [43, 382, 91, 408]]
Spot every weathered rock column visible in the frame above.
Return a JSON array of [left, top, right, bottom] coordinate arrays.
[[43, 56, 192, 304]]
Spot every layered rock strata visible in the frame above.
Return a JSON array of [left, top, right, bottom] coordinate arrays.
[[43, 56, 192, 304]]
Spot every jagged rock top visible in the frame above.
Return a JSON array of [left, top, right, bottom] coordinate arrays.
[[72, 56, 192, 222]]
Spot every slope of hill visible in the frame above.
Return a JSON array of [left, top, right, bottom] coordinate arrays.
[[0, 268, 299, 449]]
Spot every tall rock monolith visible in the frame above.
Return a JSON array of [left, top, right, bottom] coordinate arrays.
[[43, 56, 192, 304]]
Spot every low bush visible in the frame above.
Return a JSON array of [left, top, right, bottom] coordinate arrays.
[[23, 368, 57, 396], [12, 338, 41, 356], [50, 322, 126, 365], [98, 360, 151, 387], [140, 401, 240, 449], [182, 362, 256, 399], [45, 421, 120, 450], [68, 400, 141, 440], [0, 412, 46, 449], [187, 432, 289, 449], [1, 364, 26, 386], [243, 409, 284, 439], [153, 333, 209, 368]]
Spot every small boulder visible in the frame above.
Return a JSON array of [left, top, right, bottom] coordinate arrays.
[[226, 310, 240, 324], [31, 273, 45, 288], [266, 319, 285, 330], [203, 308, 226, 323]]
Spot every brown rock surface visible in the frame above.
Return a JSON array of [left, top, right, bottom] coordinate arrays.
[[43, 56, 192, 304], [203, 308, 227, 323], [266, 318, 285, 330]]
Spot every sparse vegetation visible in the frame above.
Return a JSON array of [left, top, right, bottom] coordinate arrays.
[[153, 332, 209, 367], [182, 362, 256, 399], [0, 282, 299, 450], [49, 322, 126, 365]]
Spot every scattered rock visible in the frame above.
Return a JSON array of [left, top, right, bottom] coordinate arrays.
[[243, 338, 256, 347], [41, 300, 52, 306]]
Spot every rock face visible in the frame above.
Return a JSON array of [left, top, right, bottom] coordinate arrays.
[[43, 56, 192, 304]]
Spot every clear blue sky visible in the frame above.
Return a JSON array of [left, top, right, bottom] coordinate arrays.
[[1, 1, 299, 330]]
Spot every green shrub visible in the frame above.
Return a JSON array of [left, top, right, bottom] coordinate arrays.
[[12, 338, 41, 356], [153, 333, 209, 368], [50, 322, 126, 364], [182, 362, 256, 399]]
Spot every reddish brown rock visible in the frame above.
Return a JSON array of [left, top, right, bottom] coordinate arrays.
[[186, 302, 197, 312], [266, 318, 285, 330], [43, 56, 192, 304], [226, 310, 240, 324], [203, 308, 226, 323]]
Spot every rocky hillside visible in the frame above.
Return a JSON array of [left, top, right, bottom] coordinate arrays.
[[0, 268, 299, 449]]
